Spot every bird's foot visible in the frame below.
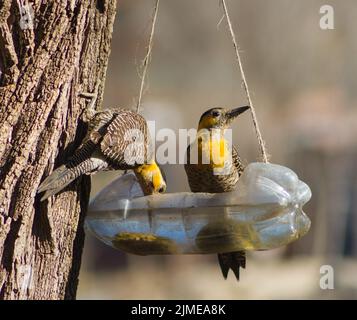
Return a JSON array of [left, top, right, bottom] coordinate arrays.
[[79, 82, 100, 123]]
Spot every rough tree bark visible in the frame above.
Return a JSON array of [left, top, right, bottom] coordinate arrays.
[[0, 0, 117, 299]]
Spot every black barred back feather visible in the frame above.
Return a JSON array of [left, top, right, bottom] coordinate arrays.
[[100, 110, 151, 169], [38, 109, 152, 201]]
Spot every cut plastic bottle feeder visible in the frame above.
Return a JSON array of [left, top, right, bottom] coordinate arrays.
[[85, 163, 312, 255]]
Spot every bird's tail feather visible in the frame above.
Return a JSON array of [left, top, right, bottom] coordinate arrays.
[[218, 251, 246, 281], [38, 141, 100, 201], [38, 157, 99, 201]]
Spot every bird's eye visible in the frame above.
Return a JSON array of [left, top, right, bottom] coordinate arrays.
[[158, 186, 165, 193], [212, 111, 220, 117]]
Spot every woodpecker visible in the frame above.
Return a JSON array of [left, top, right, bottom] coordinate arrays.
[[38, 92, 166, 200], [185, 106, 250, 281]]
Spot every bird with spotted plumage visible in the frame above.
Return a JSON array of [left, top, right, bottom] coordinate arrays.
[[38, 106, 166, 201], [185, 105, 250, 281]]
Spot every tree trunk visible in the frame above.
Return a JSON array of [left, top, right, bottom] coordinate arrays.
[[0, 0, 117, 299]]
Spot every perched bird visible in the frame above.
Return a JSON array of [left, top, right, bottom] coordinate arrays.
[[185, 106, 250, 280], [38, 107, 166, 200]]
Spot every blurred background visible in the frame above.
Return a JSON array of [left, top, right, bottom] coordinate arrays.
[[77, 0, 357, 299]]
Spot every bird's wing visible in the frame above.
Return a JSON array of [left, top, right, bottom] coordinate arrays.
[[100, 110, 150, 169], [232, 146, 245, 176], [38, 139, 105, 201], [38, 109, 118, 201], [81, 109, 117, 144]]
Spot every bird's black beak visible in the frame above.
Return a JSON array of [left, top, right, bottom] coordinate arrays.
[[226, 106, 250, 120]]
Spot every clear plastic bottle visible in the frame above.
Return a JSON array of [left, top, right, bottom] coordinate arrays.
[[86, 163, 311, 255]]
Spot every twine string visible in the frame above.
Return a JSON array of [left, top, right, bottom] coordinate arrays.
[[136, 0, 160, 114], [134, 0, 269, 163], [221, 0, 269, 163]]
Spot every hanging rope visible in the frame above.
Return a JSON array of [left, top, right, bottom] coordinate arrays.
[[136, 0, 160, 114], [220, 0, 269, 163]]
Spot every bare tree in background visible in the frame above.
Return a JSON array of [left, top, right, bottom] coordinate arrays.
[[0, 0, 117, 299]]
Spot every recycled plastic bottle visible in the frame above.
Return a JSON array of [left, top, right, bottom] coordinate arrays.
[[86, 163, 311, 255]]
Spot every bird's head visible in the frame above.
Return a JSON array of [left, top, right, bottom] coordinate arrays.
[[133, 161, 167, 195], [198, 106, 250, 130]]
